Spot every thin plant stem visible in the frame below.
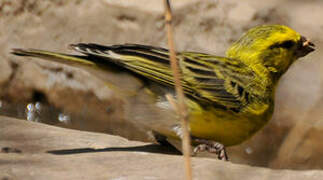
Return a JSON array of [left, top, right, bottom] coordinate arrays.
[[163, 1, 193, 180]]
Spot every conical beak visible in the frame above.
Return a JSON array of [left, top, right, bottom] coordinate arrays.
[[296, 36, 315, 58]]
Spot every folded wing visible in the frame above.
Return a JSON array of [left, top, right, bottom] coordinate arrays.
[[71, 43, 255, 112]]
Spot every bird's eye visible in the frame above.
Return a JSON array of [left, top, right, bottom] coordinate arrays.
[[279, 40, 295, 49], [269, 40, 295, 49]]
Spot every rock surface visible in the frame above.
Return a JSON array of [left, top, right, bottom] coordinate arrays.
[[1, 116, 323, 180], [1, 0, 323, 172]]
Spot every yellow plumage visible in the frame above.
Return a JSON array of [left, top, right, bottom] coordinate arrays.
[[12, 25, 315, 147]]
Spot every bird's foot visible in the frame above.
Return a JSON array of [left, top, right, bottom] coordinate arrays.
[[193, 139, 229, 161]]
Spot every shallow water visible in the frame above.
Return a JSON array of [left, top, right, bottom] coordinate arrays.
[[0, 100, 70, 125]]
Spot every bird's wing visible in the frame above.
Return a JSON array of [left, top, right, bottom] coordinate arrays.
[[71, 43, 255, 112], [180, 52, 254, 111]]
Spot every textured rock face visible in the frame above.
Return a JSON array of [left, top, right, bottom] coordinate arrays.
[[0, 0, 323, 173], [1, 116, 323, 180]]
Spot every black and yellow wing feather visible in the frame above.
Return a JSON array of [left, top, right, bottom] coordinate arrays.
[[12, 43, 255, 112], [70, 43, 255, 111]]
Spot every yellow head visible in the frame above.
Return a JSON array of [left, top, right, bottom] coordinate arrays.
[[226, 25, 315, 79]]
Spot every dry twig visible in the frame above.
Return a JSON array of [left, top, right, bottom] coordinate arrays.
[[163, 1, 193, 180]]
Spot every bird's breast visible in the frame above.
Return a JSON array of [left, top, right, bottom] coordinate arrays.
[[188, 100, 274, 146]]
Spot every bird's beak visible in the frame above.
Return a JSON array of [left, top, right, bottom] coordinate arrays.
[[296, 36, 315, 58]]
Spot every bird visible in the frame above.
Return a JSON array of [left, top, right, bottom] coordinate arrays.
[[12, 25, 315, 160]]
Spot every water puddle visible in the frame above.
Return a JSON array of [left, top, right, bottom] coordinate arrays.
[[0, 99, 150, 142], [0, 100, 72, 126]]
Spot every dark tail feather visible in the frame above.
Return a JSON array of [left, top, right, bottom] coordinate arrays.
[[11, 48, 97, 67]]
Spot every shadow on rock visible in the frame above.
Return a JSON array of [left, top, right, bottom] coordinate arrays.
[[47, 143, 181, 156]]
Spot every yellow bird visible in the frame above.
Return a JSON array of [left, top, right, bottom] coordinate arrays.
[[12, 25, 315, 160]]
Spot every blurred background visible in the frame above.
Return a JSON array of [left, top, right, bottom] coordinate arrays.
[[0, 0, 322, 169]]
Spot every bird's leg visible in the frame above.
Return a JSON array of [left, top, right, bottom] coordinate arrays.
[[193, 138, 229, 161]]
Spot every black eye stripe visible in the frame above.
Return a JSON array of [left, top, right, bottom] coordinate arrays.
[[269, 40, 295, 49], [280, 40, 295, 48]]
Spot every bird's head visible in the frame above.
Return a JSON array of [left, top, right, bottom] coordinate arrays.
[[226, 25, 315, 78]]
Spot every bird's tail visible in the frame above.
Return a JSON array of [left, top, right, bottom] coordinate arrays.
[[11, 44, 177, 88], [11, 48, 97, 68]]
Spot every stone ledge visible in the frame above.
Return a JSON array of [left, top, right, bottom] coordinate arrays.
[[1, 116, 323, 180]]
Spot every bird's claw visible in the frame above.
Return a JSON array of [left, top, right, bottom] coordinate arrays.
[[193, 139, 229, 161]]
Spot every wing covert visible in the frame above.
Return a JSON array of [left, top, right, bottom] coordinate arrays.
[[71, 43, 255, 111]]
